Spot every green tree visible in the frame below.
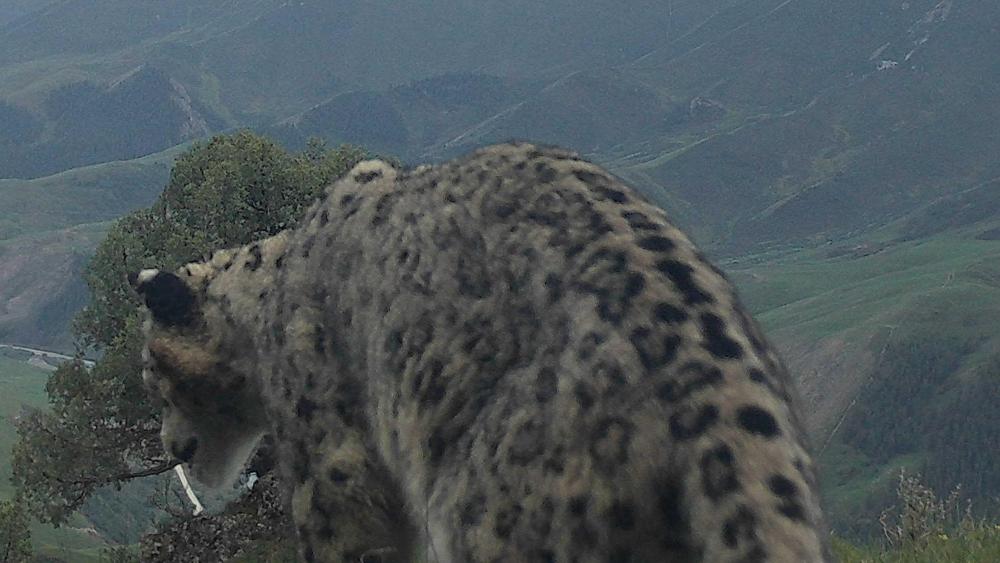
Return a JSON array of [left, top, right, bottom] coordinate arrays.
[[0, 499, 32, 563], [12, 131, 368, 532]]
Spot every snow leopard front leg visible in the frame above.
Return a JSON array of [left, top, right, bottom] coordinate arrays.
[[282, 428, 417, 563]]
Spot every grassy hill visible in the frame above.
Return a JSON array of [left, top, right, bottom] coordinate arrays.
[[264, 0, 1000, 256], [0, 145, 176, 239], [614, 0, 1000, 251], [0, 0, 735, 99]]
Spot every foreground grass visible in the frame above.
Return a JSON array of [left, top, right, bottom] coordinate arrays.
[[834, 525, 1000, 562], [832, 469, 1000, 562], [233, 528, 1000, 563]]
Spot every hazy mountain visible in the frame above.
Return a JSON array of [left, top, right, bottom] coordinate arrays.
[[0, 0, 741, 177], [268, 73, 535, 157], [264, 0, 1000, 255], [0, 0, 54, 26], [0, 0, 736, 110], [620, 0, 1000, 251], [0, 147, 175, 350], [0, 64, 216, 178], [0, 1, 276, 63], [8, 0, 993, 243]]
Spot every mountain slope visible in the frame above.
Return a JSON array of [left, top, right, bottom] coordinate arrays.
[[729, 202, 1000, 536], [265, 1, 995, 254], [0, 146, 179, 350], [0, 145, 176, 239], [0, 1, 277, 64], [0, 224, 108, 351], [609, 0, 1000, 251], [0, 65, 215, 178]]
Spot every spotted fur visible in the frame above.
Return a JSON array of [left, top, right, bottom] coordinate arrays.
[[134, 143, 831, 562]]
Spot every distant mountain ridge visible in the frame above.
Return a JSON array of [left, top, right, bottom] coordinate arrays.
[[1, 64, 216, 178], [0, 0, 741, 176], [0, 1, 736, 108], [4, 1, 995, 254]]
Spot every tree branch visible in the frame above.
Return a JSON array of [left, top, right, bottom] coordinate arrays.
[[121, 461, 181, 481], [49, 460, 179, 489]]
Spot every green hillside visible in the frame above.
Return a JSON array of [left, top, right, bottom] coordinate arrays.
[[265, 0, 1000, 255], [0, 139, 180, 349], [0, 355, 109, 561], [0, 0, 734, 98], [0, 145, 177, 239], [0, 65, 208, 179], [728, 211, 1000, 537]]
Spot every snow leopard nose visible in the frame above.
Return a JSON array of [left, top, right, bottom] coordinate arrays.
[[171, 437, 199, 463]]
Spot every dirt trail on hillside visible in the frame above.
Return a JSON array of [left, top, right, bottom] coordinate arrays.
[[0, 343, 94, 370]]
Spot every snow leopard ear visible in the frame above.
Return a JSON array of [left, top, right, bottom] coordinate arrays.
[[129, 269, 199, 327]]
